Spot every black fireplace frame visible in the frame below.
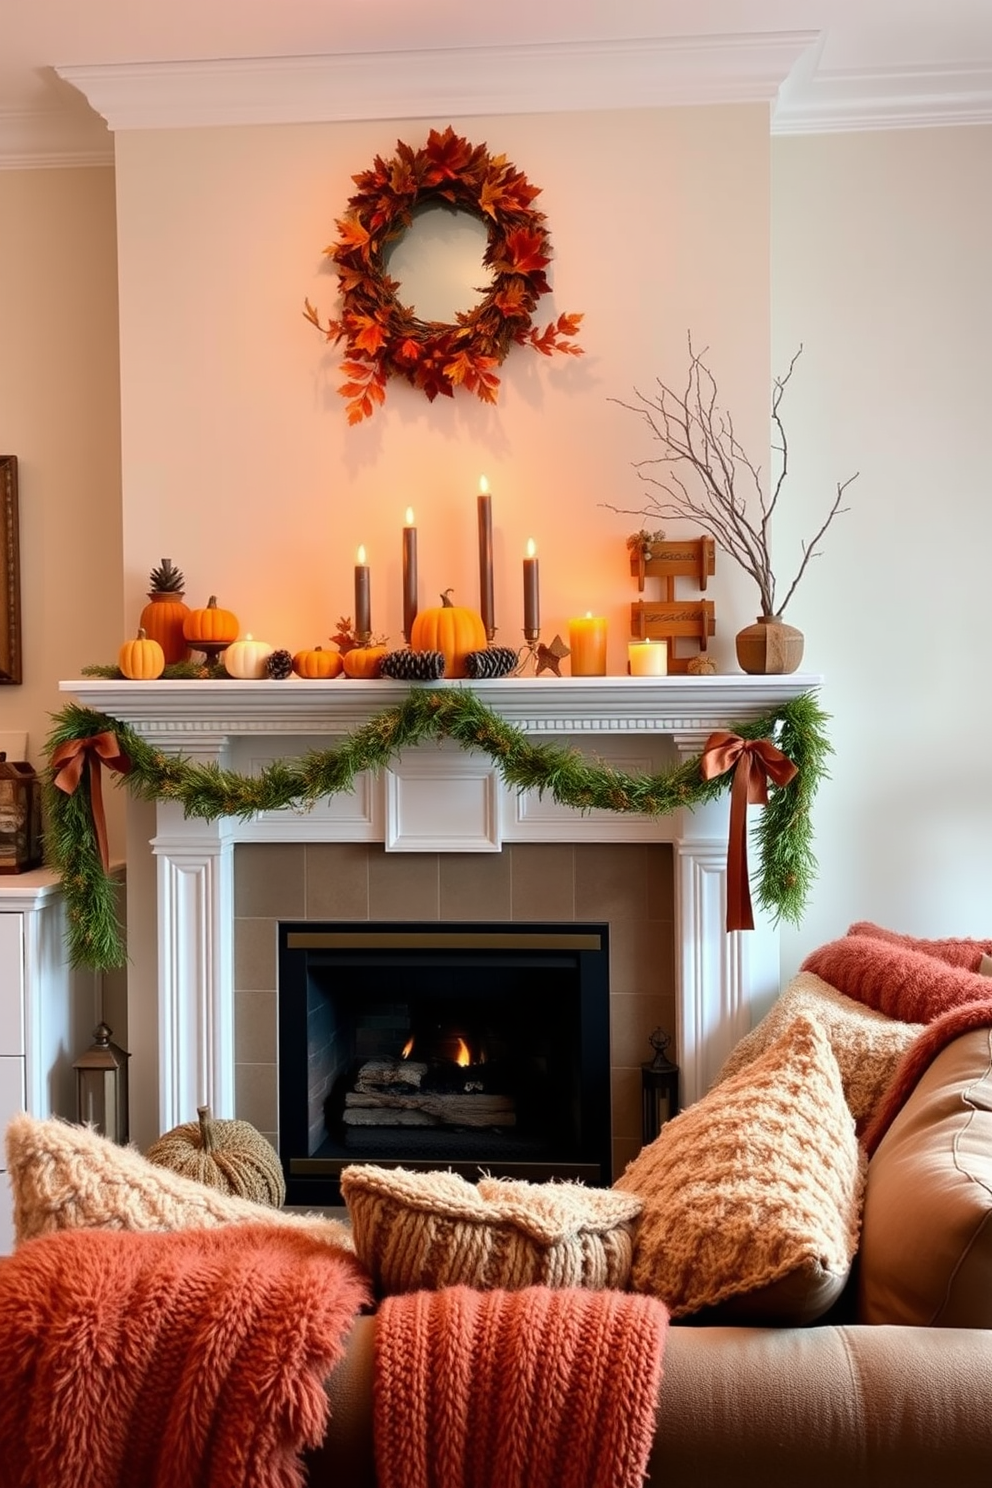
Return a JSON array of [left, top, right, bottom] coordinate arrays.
[[276, 920, 612, 1207]]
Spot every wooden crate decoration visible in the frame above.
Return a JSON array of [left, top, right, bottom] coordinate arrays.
[[629, 537, 716, 673]]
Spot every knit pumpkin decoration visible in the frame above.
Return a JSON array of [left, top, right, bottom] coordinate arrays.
[[145, 1104, 286, 1208]]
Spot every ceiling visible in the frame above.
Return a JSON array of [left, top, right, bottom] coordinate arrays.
[[1, 1, 991, 167]]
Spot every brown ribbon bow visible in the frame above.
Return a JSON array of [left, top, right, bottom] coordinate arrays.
[[51, 731, 132, 872], [699, 730, 798, 933]]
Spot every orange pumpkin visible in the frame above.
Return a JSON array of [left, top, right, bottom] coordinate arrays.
[[342, 644, 388, 679], [293, 645, 343, 679], [410, 590, 487, 678], [183, 595, 240, 646], [119, 627, 165, 680]]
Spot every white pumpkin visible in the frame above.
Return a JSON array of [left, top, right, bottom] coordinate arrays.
[[223, 634, 274, 678]]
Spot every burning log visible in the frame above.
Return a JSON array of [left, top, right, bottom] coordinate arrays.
[[344, 1090, 516, 1128], [354, 1059, 428, 1092]]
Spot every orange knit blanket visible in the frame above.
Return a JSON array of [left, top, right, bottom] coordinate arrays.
[[373, 1284, 668, 1488], [0, 1224, 371, 1488]]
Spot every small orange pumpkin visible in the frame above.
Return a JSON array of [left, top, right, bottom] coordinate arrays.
[[183, 595, 240, 646], [293, 645, 343, 679], [119, 627, 165, 680], [342, 643, 388, 679], [410, 589, 487, 678]]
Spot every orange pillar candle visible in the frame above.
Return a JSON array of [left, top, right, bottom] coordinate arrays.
[[402, 508, 418, 643], [568, 613, 608, 675], [354, 545, 371, 641], [628, 638, 668, 676]]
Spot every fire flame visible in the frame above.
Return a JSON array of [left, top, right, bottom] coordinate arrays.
[[401, 1036, 414, 1059], [455, 1038, 471, 1067]]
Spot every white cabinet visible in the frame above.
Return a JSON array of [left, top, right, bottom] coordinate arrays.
[[0, 870, 92, 1252]]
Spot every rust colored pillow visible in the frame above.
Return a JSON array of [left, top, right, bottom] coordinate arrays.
[[615, 1015, 866, 1322], [847, 921, 992, 972], [801, 936, 990, 1024], [858, 1026, 992, 1327]]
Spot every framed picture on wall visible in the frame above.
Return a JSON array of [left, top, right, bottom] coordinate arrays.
[[1, 456, 22, 685]]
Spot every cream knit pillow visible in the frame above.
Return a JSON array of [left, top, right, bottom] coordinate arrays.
[[615, 1014, 866, 1322], [4, 1113, 353, 1251], [715, 971, 923, 1128], [341, 1165, 642, 1294]]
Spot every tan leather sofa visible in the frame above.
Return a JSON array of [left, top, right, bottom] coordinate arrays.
[[311, 1315, 992, 1488], [308, 1022, 992, 1486]]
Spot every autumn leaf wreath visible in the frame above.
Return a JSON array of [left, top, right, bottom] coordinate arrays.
[[304, 126, 583, 422]]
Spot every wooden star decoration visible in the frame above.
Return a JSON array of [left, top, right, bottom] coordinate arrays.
[[536, 634, 570, 677]]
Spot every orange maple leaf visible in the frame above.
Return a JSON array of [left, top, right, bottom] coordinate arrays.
[[502, 228, 550, 276], [333, 217, 371, 254]]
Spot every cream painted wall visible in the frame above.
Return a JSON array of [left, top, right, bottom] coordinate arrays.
[[110, 104, 770, 1143], [113, 107, 769, 663], [772, 124, 992, 976], [0, 165, 123, 811]]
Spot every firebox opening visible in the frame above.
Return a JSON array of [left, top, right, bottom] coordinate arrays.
[[277, 922, 612, 1206]]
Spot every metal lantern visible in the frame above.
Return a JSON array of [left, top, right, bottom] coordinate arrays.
[[0, 753, 42, 874], [641, 1027, 679, 1144], [74, 1022, 130, 1143]]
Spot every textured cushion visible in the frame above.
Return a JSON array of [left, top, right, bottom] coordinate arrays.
[[4, 1113, 353, 1251], [858, 1026, 992, 1327], [848, 920, 992, 972], [716, 971, 923, 1128], [801, 935, 990, 1023], [340, 1165, 642, 1294], [615, 1015, 866, 1321]]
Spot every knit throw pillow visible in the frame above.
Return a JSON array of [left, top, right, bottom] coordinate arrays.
[[615, 1015, 866, 1322], [847, 921, 992, 972], [801, 935, 991, 1023], [715, 971, 923, 1129], [4, 1114, 353, 1252], [340, 1165, 642, 1294]]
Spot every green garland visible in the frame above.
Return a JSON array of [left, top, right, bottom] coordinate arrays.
[[44, 687, 831, 972]]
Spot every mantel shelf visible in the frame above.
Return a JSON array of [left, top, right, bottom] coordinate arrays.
[[61, 673, 822, 745]]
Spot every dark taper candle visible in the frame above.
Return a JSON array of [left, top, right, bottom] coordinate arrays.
[[354, 545, 371, 641], [478, 476, 495, 642], [402, 508, 418, 642], [523, 539, 540, 641]]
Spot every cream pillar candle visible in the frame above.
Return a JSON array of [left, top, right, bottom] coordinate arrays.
[[628, 639, 668, 676]]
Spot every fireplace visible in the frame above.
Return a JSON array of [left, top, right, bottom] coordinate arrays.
[[278, 920, 612, 1205], [62, 673, 817, 1155]]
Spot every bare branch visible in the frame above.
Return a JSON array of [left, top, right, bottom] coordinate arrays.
[[607, 339, 857, 619]]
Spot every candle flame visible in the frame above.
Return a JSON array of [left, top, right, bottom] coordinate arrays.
[[586, 610, 593, 619], [405, 507, 415, 526], [526, 538, 537, 559], [357, 544, 367, 564], [479, 475, 490, 495]]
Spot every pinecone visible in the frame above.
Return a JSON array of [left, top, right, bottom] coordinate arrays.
[[148, 558, 185, 594], [265, 649, 294, 680], [380, 649, 446, 682], [464, 646, 519, 680]]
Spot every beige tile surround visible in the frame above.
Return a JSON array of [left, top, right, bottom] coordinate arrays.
[[234, 840, 675, 1181]]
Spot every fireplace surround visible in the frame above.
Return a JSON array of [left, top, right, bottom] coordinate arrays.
[[63, 673, 818, 1157]]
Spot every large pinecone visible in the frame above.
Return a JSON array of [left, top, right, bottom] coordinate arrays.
[[380, 649, 446, 682], [148, 558, 185, 594], [265, 649, 294, 680], [464, 646, 519, 679]]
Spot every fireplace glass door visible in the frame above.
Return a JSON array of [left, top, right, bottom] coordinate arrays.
[[277, 921, 612, 1206]]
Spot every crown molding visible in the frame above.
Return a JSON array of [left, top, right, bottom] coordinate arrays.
[[0, 104, 112, 170], [773, 61, 992, 134], [55, 32, 817, 131]]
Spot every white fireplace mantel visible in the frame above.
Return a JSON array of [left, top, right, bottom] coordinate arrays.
[[63, 673, 821, 1133]]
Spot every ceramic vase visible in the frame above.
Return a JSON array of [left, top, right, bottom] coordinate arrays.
[[735, 615, 804, 675]]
